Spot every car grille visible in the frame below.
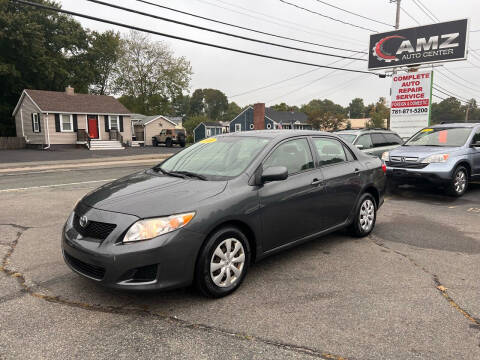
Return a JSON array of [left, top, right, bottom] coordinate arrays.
[[73, 214, 116, 240], [64, 252, 105, 280], [390, 156, 419, 162], [386, 161, 428, 169]]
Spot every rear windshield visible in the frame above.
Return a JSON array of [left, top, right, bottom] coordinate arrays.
[[336, 134, 356, 143], [405, 127, 472, 147], [159, 136, 270, 179]]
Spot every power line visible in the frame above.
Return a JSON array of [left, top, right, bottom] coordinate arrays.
[[312, 0, 394, 27], [441, 68, 480, 91], [432, 88, 468, 104], [231, 51, 367, 98], [87, 0, 365, 61], [198, 0, 364, 46], [277, 0, 378, 32], [14, 0, 380, 76], [135, 0, 366, 54], [411, 0, 438, 23], [432, 84, 470, 103], [400, 6, 421, 25]]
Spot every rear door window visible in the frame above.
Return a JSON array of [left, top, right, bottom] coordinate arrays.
[[371, 133, 389, 147], [312, 137, 347, 166], [355, 134, 373, 149]]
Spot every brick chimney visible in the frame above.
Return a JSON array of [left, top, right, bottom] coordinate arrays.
[[65, 86, 74, 95], [253, 103, 265, 130]]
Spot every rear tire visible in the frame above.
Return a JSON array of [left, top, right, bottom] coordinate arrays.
[[166, 138, 172, 147], [349, 193, 377, 238], [195, 226, 250, 298], [447, 166, 468, 197]]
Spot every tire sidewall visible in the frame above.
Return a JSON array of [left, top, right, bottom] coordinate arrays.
[[351, 193, 377, 237], [196, 227, 250, 297]]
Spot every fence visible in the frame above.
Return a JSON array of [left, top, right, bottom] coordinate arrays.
[[0, 137, 26, 150]]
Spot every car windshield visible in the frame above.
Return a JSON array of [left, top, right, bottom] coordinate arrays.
[[336, 134, 356, 143], [158, 136, 270, 179], [404, 127, 472, 147]]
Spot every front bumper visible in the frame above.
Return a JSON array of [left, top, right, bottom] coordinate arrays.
[[61, 204, 205, 291], [386, 162, 453, 184]]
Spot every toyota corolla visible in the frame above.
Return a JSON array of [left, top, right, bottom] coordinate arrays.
[[62, 131, 386, 297]]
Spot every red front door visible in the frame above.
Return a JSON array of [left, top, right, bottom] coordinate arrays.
[[87, 116, 99, 139]]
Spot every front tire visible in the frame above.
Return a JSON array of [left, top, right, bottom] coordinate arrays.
[[166, 138, 172, 147], [448, 166, 468, 197], [195, 226, 250, 298], [152, 139, 158, 147], [349, 193, 377, 237]]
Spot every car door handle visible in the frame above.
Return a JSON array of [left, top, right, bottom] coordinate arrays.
[[311, 178, 323, 186]]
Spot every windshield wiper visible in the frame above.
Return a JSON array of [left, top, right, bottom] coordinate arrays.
[[170, 171, 207, 180], [154, 167, 186, 179]]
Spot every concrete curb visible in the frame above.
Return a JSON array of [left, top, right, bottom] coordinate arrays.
[[0, 154, 172, 174]]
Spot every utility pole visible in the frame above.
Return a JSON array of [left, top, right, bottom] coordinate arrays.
[[388, 0, 401, 130]]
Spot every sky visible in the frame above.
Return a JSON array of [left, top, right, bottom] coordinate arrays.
[[56, 0, 480, 109]]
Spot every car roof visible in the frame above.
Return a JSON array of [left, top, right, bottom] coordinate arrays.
[[217, 129, 332, 140], [430, 122, 480, 128]]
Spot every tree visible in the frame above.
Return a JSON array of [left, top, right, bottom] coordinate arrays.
[[270, 102, 299, 112], [115, 30, 192, 115], [347, 98, 365, 118], [88, 30, 121, 95], [183, 115, 210, 135], [431, 97, 464, 124], [0, 0, 92, 135], [301, 99, 346, 130], [187, 88, 228, 120], [221, 101, 242, 122], [366, 97, 389, 129]]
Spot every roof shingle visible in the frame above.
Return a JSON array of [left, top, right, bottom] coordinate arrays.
[[25, 89, 131, 114]]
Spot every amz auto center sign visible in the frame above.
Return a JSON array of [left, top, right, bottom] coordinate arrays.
[[390, 71, 433, 138], [368, 19, 468, 70]]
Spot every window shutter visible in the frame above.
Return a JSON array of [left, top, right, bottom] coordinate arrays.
[[31, 113, 35, 132], [55, 114, 60, 132], [37, 113, 41, 132], [119, 116, 124, 132], [104, 116, 109, 132], [73, 114, 78, 132]]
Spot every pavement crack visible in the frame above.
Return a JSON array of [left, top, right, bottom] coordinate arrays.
[[369, 234, 480, 331], [0, 223, 347, 360]]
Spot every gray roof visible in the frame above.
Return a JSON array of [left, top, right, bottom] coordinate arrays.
[[265, 108, 308, 124], [130, 114, 183, 126], [203, 121, 223, 127]]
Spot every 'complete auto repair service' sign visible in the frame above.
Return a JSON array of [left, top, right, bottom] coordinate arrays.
[[390, 71, 433, 138], [369, 19, 468, 70]]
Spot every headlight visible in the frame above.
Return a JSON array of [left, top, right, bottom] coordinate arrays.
[[381, 151, 390, 161], [123, 212, 195, 243], [421, 154, 449, 163]]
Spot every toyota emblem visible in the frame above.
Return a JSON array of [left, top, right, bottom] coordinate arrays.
[[79, 215, 88, 228]]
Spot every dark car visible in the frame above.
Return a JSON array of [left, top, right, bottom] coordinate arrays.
[[384, 123, 480, 196], [334, 129, 403, 158], [62, 131, 386, 297]]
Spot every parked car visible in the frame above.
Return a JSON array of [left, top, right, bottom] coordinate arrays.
[[335, 129, 403, 158], [383, 123, 480, 196], [62, 131, 386, 297], [152, 128, 186, 147]]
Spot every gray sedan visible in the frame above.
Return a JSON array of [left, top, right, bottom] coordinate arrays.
[[63, 130, 386, 297], [383, 123, 480, 196]]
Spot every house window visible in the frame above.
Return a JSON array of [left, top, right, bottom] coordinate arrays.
[[235, 123, 241, 132], [206, 128, 212, 137], [109, 115, 119, 130], [32, 113, 40, 133], [60, 114, 73, 132]]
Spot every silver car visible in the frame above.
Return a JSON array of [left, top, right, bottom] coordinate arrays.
[[335, 129, 403, 158], [383, 123, 480, 196]]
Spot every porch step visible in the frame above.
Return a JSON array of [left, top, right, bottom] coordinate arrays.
[[131, 141, 144, 147], [89, 140, 124, 150]]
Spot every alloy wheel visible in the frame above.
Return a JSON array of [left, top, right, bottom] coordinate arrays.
[[210, 238, 245, 288], [454, 170, 466, 194], [359, 199, 375, 232]]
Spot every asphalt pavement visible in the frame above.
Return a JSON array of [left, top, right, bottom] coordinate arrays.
[[1, 165, 479, 359]]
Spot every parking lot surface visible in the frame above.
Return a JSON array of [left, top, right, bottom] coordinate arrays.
[[1, 164, 479, 359]]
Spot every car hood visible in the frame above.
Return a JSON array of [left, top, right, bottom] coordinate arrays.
[[81, 170, 227, 218], [390, 145, 458, 159]]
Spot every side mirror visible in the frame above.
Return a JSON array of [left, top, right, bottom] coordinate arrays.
[[471, 141, 480, 148], [355, 144, 364, 150], [261, 166, 288, 183]]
